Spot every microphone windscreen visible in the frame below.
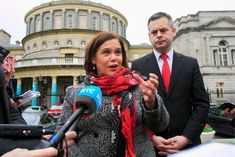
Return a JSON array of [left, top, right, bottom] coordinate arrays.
[[76, 85, 102, 113]]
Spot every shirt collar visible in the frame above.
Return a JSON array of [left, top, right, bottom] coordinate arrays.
[[154, 49, 174, 61]]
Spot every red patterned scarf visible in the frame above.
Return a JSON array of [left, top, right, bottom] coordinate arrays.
[[90, 67, 140, 157]]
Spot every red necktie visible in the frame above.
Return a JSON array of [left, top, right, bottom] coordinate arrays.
[[160, 54, 170, 92]]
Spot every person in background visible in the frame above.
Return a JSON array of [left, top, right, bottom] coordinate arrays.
[[57, 32, 170, 157], [2, 55, 21, 107], [131, 12, 210, 156], [1, 54, 26, 124]]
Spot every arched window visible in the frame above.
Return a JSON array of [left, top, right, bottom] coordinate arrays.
[[81, 40, 86, 48], [111, 18, 117, 33], [54, 15, 62, 29], [92, 16, 98, 30], [67, 40, 72, 47], [27, 46, 30, 52], [30, 18, 34, 33], [67, 14, 73, 28], [218, 41, 228, 66], [42, 42, 47, 49], [213, 41, 229, 66], [111, 21, 116, 32], [102, 14, 109, 31], [118, 21, 122, 36], [35, 16, 41, 32], [54, 41, 59, 48], [33, 43, 37, 50], [44, 17, 50, 30], [79, 11, 88, 29]]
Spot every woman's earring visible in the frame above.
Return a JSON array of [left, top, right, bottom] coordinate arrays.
[[93, 64, 96, 71]]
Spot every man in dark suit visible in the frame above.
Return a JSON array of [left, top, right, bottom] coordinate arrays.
[[131, 12, 210, 156]]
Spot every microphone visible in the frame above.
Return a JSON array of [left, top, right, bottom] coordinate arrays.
[[48, 85, 102, 147]]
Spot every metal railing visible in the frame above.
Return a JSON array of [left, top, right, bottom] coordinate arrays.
[[16, 57, 85, 68]]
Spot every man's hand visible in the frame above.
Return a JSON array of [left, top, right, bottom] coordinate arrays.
[[43, 131, 77, 157], [152, 135, 190, 156], [152, 135, 178, 155]]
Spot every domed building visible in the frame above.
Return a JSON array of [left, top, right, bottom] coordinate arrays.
[[4, 1, 235, 107], [9, 0, 151, 107]]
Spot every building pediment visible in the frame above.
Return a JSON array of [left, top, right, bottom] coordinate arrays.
[[199, 16, 235, 29]]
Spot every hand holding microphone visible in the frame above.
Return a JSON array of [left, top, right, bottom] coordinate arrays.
[[0, 85, 101, 156]]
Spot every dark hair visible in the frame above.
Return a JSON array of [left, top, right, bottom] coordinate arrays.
[[147, 12, 174, 28], [84, 32, 128, 74]]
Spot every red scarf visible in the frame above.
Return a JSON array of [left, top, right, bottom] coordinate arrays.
[[90, 67, 139, 157]]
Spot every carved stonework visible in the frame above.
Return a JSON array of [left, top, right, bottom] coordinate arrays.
[[199, 16, 235, 29]]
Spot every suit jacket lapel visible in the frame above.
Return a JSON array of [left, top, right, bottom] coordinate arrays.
[[168, 51, 184, 96], [145, 52, 167, 96]]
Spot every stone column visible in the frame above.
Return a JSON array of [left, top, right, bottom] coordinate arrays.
[[40, 13, 43, 31], [26, 21, 30, 35], [16, 78, 22, 96], [62, 9, 65, 28], [51, 76, 57, 105], [32, 16, 35, 33], [109, 15, 112, 32], [75, 9, 79, 28], [50, 10, 54, 29], [99, 12, 102, 31], [88, 10, 91, 29], [32, 77, 38, 106]]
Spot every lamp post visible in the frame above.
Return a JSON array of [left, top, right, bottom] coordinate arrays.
[[37, 76, 48, 107]]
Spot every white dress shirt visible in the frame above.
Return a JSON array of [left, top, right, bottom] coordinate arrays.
[[153, 49, 174, 74]]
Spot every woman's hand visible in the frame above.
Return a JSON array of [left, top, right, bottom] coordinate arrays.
[[133, 73, 159, 110]]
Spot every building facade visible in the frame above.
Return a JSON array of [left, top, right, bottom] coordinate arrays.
[[3, 0, 151, 107], [2, 1, 235, 107], [173, 11, 235, 103]]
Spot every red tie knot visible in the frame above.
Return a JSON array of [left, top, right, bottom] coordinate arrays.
[[160, 54, 168, 61]]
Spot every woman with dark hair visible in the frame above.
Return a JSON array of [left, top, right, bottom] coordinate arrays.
[[57, 32, 169, 157]]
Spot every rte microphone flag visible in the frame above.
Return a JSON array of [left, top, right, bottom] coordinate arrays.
[[75, 85, 102, 114]]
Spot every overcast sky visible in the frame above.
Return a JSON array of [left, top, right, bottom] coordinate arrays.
[[0, 0, 234, 45]]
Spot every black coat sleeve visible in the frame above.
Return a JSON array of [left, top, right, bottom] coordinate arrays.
[[9, 106, 26, 124]]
